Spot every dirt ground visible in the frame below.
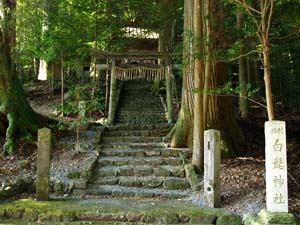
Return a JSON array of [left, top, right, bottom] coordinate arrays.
[[0, 81, 299, 219]]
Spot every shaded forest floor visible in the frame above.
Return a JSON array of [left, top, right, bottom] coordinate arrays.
[[0, 81, 300, 219]]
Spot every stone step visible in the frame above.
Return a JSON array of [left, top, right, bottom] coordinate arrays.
[[106, 123, 171, 131], [120, 99, 162, 103], [93, 176, 190, 190], [116, 116, 167, 120], [0, 198, 240, 224], [116, 113, 166, 118], [120, 103, 162, 106], [100, 142, 167, 149], [86, 185, 190, 199], [117, 110, 166, 113], [116, 113, 166, 117], [121, 95, 159, 98], [117, 111, 166, 116], [118, 107, 165, 111], [104, 128, 170, 137], [98, 156, 182, 167], [97, 165, 185, 178], [115, 119, 168, 124], [101, 147, 192, 158], [101, 136, 163, 143]]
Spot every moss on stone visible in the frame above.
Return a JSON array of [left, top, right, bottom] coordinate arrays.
[[216, 214, 242, 225], [0, 198, 236, 224], [259, 209, 298, 225], [163, 179, 189, 190], [38, 210, 76, 222], [22, 208, 39, 221], [243, 215, 263, 225], [36, 177, 49, 201], [142, 180, 162, 188], [190, 214, 217, 224], [4, 206, 25, 219], [184, 163, 202, 191], [67, 171, 81, 179]]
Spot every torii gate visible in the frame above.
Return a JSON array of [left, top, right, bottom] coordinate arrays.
[[92, 51, 175, 125]]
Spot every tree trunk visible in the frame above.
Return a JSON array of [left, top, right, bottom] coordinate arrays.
[[263, 38, 274, 120], [206, 62, 244, 156], [169, 0, 194, 148], [158, 0, 174, 123], [0, 0, 39, 155], [38, 0, 50, 81], [205, 0, 244, 156], [192, 0, 205, 172], [237, 13, 250, 120], [0, 44, 39, 155], [261, 0, 275, 121]]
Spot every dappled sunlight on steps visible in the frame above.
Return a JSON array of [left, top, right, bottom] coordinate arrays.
[[86, 80, 193, 200]]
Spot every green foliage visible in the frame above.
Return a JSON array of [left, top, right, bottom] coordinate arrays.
[[193, 82, 260, 98], [49, 120, 68, 132], [55, 76, 104, 117]]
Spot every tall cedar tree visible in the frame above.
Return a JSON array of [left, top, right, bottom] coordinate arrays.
[[0, 0, 39, 155], [169, 0, 195, 148]]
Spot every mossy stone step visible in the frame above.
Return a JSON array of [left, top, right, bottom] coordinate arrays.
[[118, 110, 166, 114], [118, 104, 164, 108], [98, 156, 182, 167], [116, 116, 167, 120], [0, 198, 242, 224], [101, 136, 163, 143], [119, 100, 163, 103], [106, 123, 171, 131], [101, 147, 191, 158], [93, 176, 190, 190], [86, 185, 190, 199], [97, 165, 185, 177], [115, 120, 168, 124], [117, 109, 166, 112], [116, 115, 167, 120], [100, 142, 167, 149], [101, 148, 161, 157], [104, 128, 170, 137]]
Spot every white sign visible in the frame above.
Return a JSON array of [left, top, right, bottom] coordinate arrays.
[[265, 121, 288, 212]]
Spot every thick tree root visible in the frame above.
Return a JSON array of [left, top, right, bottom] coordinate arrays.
[[168, 110, 193, 148], [1, 109, 39, 156]]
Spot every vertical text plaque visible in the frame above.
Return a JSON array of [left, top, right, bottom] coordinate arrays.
[[265, 121, 288, 212]]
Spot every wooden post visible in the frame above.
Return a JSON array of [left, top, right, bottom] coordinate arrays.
[[108, 59, 117, 125], [36, 128, 51, 201], [204, 129, 221, 208], [166, 65, 174, 123]]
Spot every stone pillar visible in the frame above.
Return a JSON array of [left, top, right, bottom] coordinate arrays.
[[166, 65, 174, 123], [108, 59, 117, 125], [79, 101, 86, 118], [204, 129, 221, 208], [36, 128, 51, 201], [265, 121, 288, 213]]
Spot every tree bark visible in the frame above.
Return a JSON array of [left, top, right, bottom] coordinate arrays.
[[169, 0, 194, 148], [205, 0, 245, 155], [237, 13, 250, 120], [158, 0, 174, 123], [207, 63, 244, 156], [192, 0, 205, 172], [261, 0, 275, 120], [0, 0, 39, 155]]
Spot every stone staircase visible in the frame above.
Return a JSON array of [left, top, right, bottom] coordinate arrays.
[[87, 80, 192, 199]]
